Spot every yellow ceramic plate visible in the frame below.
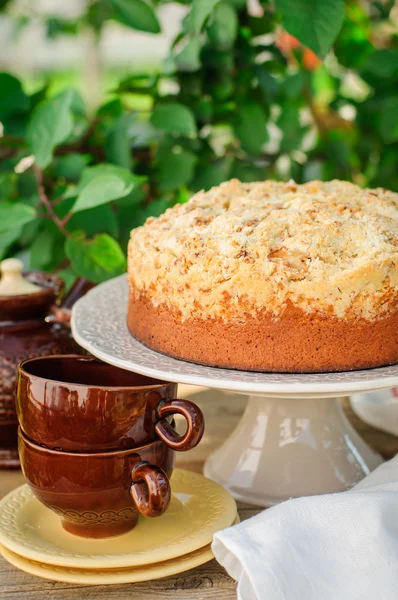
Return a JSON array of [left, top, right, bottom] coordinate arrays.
[[0, 515, 240, 584], [0, 469, 237, 569], [0, 543, 213, 585]]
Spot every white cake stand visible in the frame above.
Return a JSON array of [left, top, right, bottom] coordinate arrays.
[[71, 276, 398, 507]]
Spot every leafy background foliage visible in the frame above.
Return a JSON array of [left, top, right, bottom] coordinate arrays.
[[0, 0, 397, 287]]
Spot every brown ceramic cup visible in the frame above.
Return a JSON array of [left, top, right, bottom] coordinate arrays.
[[16, 355, 204, 453], [19, 429, 173, 538]]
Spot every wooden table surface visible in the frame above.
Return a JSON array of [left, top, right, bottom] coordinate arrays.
[[0, 389, 397, 600]]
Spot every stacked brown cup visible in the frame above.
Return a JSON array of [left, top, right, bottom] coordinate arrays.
[[16, 355, 204, 539]]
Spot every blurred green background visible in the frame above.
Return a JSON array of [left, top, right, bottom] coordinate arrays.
[[0, 0, 397, 287]]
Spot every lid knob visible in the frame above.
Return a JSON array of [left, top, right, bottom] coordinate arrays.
[[0, 258, 43, 296]]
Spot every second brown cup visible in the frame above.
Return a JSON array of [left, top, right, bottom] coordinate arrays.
[[16, 355, 204, 453], [19, 429, 173, 538]]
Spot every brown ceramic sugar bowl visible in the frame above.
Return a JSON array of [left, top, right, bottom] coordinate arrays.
[[16, 355, 204, 453], [19, 429, 173, 538], [0, 266, 84, 469]]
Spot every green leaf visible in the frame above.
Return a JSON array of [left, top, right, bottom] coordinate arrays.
[[275, 0, 345, 58], [282, 72, 306, 98], [256, 66, 278, 99], [193, 97, 214, 122], [231, 160, 267, 182], [69, 89, 86, 118], [19, 210, 42, 246], [72, 176, 128, 213], [116, 188, 146, 245], [115, 74, 157, 95], [141, 197, 172, 220], [311, 65, 336, 104], [0, 173, 16, 201], [277, 105, 307, 153], [175, 37, 202, 72], [128, 197, 173, 229], [26, 89, 75, 168], [151, 102, 197, 137], [322, 134, 351, 171], [333, 6, 373, 69], [56, 267, 76, 293], [77, 163, 144, 191], [0, 227, 22, 260], [0, 201, 36, 233], [72, 164, 145, 213], [129, 119, 162, 147], [97, 98, 124, 118], [234, 103, 268, 155], [76, 175, 127, 211], [189, 0, 220, 34], [105, 114, 132, 169], [192, 157, 233, 191], [201, 47, 234, 70], [379, 96, 398, 143], [86, 0, 114, 32], [249, 14, 274, 36], [156, 147, 197, 191], [65, 233, 126, 283], [69, 204, 119, 238], [115, 185, 146, 208], [207, 2, 238, 50], [362, 49, 398, 79], [212, 73, 234, 101], [0, 73, 29, 120], [46, 17, 78, 39], [29, 85, 48, 112], [29, 229, 55, 269], [226, 0, 247, 7], [53, 153, 89, 181], [17, 172, 37, 200], [110, 0, 161, 33]]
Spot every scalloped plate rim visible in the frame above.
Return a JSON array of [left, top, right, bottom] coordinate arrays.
[[0, 542, 216, 585]]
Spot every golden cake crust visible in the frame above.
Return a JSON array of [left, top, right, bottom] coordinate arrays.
[[127, 178, 398, 372], [128, 179, 398, 323]]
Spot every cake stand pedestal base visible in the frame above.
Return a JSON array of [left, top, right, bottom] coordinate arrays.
[[203, 394, 383, 507]]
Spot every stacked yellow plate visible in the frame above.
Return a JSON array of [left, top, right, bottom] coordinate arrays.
[[0, 469, 238, 584]]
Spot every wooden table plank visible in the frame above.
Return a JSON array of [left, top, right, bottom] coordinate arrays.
[[0, 390, 396, 599], [0, 558, 238, 599]]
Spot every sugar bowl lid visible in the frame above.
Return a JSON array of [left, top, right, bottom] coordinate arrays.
[[0, 259, 43, 296]]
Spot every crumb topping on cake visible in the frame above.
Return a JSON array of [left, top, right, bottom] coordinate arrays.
[[128, 179, 398, 322]]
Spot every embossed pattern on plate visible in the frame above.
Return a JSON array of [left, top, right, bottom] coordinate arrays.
[[0, 470, 237, 569], [71, 276, 398, 397]]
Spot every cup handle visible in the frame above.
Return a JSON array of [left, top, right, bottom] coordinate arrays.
[[155, 399, 204, 452], [130, 461, 171, 518]]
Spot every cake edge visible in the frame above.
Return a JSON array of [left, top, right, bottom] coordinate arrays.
[[127, 290, 398, 373]]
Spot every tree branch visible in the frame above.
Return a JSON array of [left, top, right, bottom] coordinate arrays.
[[33, 165, 70, 237]]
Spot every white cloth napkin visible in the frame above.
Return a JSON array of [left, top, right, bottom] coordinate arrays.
[[212, 457, 398, 600]]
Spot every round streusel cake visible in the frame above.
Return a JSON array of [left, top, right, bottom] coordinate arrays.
[[127, 179, 398, 372]]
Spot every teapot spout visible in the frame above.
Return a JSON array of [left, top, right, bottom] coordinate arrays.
[[48, 278, 95, 328]]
